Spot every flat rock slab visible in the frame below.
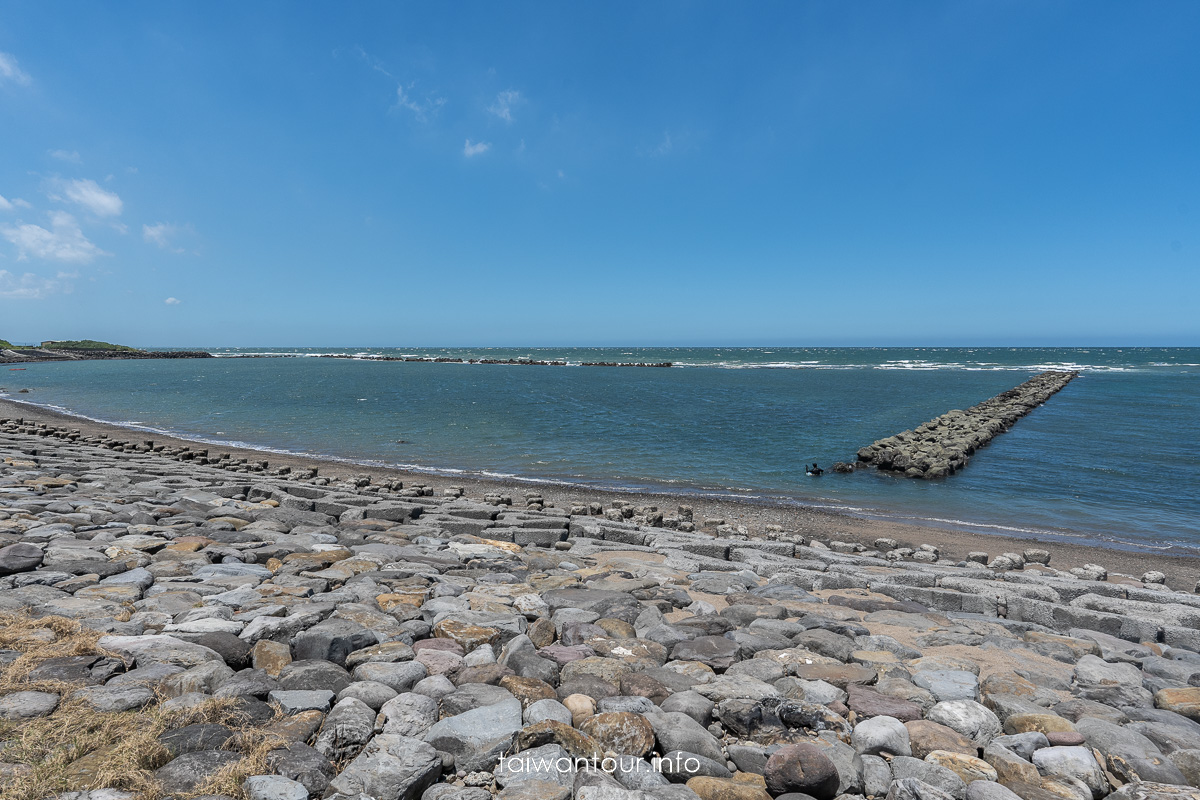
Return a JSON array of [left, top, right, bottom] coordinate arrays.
[[0, 690, 59, 720], [268, 689, 335, 714]]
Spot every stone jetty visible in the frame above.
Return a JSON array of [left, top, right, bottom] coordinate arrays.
[[856, 371, 1079, 479], [4, 420, 1200, 800], [1, 347, 212, 364]]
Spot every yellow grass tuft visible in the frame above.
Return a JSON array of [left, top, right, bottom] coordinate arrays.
[[0, 612, 285, 800]]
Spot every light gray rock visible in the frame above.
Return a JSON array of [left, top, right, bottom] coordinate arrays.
[[659, 692, 714, 727], [612, 753, 671, 789], [423, 697, 523, 771], [863, 754, 893, 797], [1031, 747, 1107, 799], [646, 710, 725, 763], [966, 782, 1024, 800], [73, 684, 155, 713], [243, 774, 309, 800], [268, 690, 335, 714], [927, 700, 1002, 748], [994, 732, 1050, 761], [853, 715, 912, 756], [494, 743, 575, 788], [97, 634, 224, 668], [0, 690, 59, 719], [338, 680, 398, 710], [1073, 655, 1153, 708], [1075, 717, 1186, 785], [352, 661, 428, 693], [886, 777, 957, 800], [913, 671, 980, 703], [314, 697, 377, 761], [890, 756, 967, 800], [380, 693, 440, 738], [525, 698, 574, 726], [326, 734, 441, 800]]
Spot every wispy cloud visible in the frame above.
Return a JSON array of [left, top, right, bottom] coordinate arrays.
[[396, 83, 446, 123], [0, 52, 31, 86], [487, 90, 523, 123], [1, 211, 107, 264], [48, 149, 82, 164], [463, 139, 491, 158], [143, 222, 189, 253], [51, 178, 123, 217], [0, 195, 33, 211], [0, 270, 77, 299], [650, 131, 673, 157], [164, 296, 181, 305]]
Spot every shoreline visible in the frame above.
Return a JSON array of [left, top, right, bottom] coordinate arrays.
[[3, 395, 1198, 591]]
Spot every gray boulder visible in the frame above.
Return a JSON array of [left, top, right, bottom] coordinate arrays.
[[1075, 717, 1186, 785], [326, 734, 441, 800]]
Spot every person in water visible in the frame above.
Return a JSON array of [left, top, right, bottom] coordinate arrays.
[[808, 463, 824, 476]]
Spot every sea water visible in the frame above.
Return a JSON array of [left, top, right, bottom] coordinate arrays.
[[3, 347, 1197, 553]]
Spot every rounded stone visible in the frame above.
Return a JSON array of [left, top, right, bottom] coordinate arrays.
[[336, 680, 398, 710], [562, 693, 596, 726], [928, 699, 1002, 747], [905, 720, 978, 758], [763, 742, 841, 799], [852, 715, 912, 757]]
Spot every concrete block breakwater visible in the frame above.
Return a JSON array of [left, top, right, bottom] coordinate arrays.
[[857, 370, 1079, 479], [227, 354, 675, 367]]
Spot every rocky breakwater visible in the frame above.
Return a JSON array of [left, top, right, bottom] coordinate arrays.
[[857, 371, 1079, 479], [3, 428, 1200, 800], [1, 347, 213, 364]]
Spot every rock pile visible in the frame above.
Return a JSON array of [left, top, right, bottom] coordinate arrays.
[[856, 372, 1078, 479], [2, 424, 1200, 800]]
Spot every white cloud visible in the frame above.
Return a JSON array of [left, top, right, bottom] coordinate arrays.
[[48, 149, 82, 163], [487, 90, 523, 123], [463, 139, 491, 158], [164, 296, 181, 305], [0, 195, 11, 211], [142, 222, 190, 253], [0, 52, 31, 86], [56, 178, 123, 217], [0, 269, 76, 299], [396, 83, 446, 122], [1, 211, 107, 264]]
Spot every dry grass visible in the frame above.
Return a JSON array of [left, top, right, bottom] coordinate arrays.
[[0, 612, 283, 800]]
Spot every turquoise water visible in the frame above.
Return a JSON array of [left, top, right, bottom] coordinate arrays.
[[3, 347, 1198, 554]]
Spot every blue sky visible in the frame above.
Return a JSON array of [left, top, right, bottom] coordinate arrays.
[[0, 2, 1196, 346]]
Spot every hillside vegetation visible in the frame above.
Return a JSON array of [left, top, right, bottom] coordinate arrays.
[[42, 339, 140, 352]]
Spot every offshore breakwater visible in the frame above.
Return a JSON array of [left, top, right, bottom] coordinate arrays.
[[238, 354, 675, 367], [856, 371, 1079, 479]]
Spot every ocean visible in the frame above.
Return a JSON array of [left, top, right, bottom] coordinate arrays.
[[3, 347, 1197, 554]]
